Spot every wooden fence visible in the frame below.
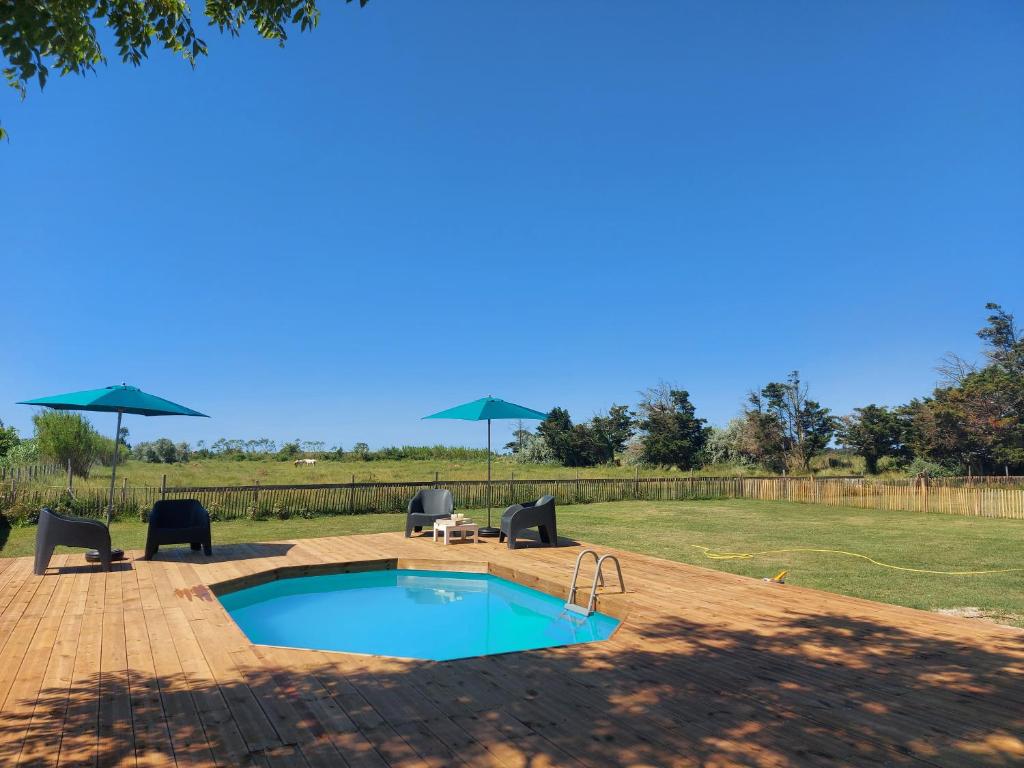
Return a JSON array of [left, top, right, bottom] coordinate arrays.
[[3, 474, 1024, 521], [0, 463, 62, 486]]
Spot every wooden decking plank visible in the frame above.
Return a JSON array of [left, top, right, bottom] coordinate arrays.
[[252, 645, 389, 768], [160, 561, 285, 755], [16, 572, 89, 768], [4, 531, 1024, 767], [125, 605, 177, 767], [1, 566, 76, 766], [97, 567, 137, 768], [227, 644, 347, 768], [56, 570, 106, 768]]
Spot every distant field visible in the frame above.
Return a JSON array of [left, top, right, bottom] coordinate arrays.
[[69, 457, 672, 488], [3, 498, 1021, 627], [36, 455, 867, 490]]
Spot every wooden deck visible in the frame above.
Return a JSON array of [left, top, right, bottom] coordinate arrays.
[[1, 532, 1023, 768]]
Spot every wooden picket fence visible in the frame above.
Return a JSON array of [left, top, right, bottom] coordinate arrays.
[[3, 474, 1024, 521], [0, 463, 62, 484]]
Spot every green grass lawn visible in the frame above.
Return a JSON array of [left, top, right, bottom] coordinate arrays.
[[4, 499, 1021, 626], [28, 454, 869, 492]]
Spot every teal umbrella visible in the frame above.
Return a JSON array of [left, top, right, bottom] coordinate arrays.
[[19, 384, 208, 525], [424, 396, 548, 535]]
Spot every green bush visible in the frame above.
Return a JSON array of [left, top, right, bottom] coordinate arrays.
[[0, 438, 39, 468], [1, 498, 40, 526], [906, 457, 957, 478], [33, 411, 103, 478]]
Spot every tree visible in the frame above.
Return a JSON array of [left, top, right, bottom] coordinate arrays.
[[636, 385, 708, 470], [538, 408, 584, 466], [0, 0, 368, 140], [743, 372, 835, 472], [837, 405, 907, 474], [32, 410, 102, 477], [590, 405, 635, 464], [504, 425, 534, 454], [277, 441, 302, 461], [0, 418, 19, 460], [902, 304, 1024, 474], [535, 407, 608, 467]]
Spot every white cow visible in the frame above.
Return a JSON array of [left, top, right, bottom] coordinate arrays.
[[294, 458, 317, 466]]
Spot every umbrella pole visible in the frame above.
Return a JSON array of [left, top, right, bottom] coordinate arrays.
[[487, 418, 491, 523], [479, 418, 499, 537], [106, 410, 122, 527]]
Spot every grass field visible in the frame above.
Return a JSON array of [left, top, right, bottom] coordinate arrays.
[[4, 498, 1022, 627], [35, 454, 869, 491]]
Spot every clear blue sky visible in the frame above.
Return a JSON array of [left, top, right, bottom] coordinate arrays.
[[1, 1, 1022, 451]]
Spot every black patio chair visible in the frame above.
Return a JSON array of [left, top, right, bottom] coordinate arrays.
[[499, 495, 558, 550], [34, 507, 112, 575], [144, 499, 212, 560], [405, 489, 454, 537]]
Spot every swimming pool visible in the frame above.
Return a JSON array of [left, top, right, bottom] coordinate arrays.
[[218, 568, 620, 661]]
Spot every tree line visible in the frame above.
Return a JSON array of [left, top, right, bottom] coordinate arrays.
[[509, 303, 1023, 476], [2, 303, 1019, 478]]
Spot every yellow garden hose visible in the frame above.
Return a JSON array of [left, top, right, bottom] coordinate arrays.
[[689, 545, 1024, 576]]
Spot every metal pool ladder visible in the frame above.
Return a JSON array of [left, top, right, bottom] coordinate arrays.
[[564, 549, 626, 617]]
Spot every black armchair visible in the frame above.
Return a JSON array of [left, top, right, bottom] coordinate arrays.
[[499, 495, 558, 550], [405, 489, 454, 537], [34, 507, 112, 575], [145, 499, 212, 560]]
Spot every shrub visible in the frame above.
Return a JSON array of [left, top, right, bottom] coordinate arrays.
[[513, 432, 556, 464], [132, 438, 191, 464], [0, 438, 39, 468], [1, 498, 40, 526], [0, 419, 19, 461], [33, 411, 103, 477], [906, 457, 958, 478]]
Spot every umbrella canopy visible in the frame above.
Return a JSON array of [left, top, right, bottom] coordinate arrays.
[[423, 396, 548, 534], [423, 397, 548, 423], [19, 385, 208, 418], [19, 384, 208, 525]]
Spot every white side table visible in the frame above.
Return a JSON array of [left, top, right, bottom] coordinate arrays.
[[433, 520, 480, 544]]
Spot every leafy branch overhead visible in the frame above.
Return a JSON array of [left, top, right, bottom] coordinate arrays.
[[0, 0, 368, 139]]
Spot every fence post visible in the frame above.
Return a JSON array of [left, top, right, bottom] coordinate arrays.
[[434, 471, 439, 489], [349, 474, 355, 514], [634, 467, 639, 500], [121, 477, 127, 506], [161, 474, 167, 500], [253, 480, 260, 510], [66, 458, 73, 494]]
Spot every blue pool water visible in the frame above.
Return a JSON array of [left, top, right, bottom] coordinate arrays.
[[219, 569, 620, 661]]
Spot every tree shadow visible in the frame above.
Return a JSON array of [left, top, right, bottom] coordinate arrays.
[[3, 607, 1023, 766]]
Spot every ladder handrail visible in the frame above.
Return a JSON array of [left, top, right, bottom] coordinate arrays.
[[566, 549, 603, 608], [583, 554, 626, 615], [565, 550, 625, 617]]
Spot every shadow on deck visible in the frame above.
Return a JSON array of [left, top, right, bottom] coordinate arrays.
[[5, 609, 1023, 766]]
